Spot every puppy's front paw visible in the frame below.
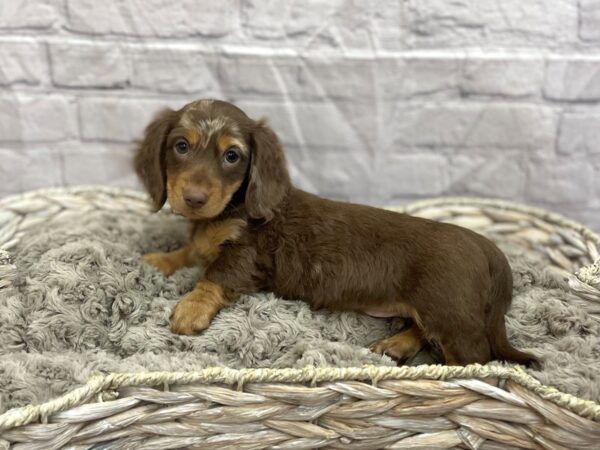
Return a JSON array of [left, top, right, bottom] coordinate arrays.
[[143, 252, 176, 276], [170, 296, 212, 335]]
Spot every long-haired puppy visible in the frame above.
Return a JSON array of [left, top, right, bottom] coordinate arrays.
[[135, 99, 538, 367]]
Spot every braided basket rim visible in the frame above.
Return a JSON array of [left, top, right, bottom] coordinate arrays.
[[1, 185, 599, 242], [1, 364, 599, 432], [0, 185, 149, 210], [1, 185, 599, 248], [401, 197, 600, 246], [0, 186, 599, 432]]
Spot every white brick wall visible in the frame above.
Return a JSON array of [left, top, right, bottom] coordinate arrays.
[[0, 1, 599, 230]]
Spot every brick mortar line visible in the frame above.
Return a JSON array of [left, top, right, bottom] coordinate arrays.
[[2, 35, 600, 60], [1, 89, 595, 110], [3, 90, 600, 109]]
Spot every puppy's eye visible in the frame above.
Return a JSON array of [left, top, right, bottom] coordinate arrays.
[[175, 140, 189, 155], [224, 148, 240, 164]]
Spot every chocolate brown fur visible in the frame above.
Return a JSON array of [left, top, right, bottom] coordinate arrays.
[[135, 99, 538, 367]]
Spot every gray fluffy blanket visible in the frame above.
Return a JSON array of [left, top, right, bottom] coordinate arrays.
[[0, 210, 599, 413]]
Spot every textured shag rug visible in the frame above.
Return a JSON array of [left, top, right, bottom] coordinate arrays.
[[0, 210, 599, 413]]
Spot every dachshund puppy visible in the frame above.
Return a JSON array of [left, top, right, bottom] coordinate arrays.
[[135, 99, 538, 367]]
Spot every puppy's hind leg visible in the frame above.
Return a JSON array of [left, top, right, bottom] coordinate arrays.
[[440, 328, 491, 366], [370, 322, 427, 362], [420, 306, 491, 365]]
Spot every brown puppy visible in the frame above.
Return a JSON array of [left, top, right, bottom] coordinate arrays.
[[135, 99, 538, 367]]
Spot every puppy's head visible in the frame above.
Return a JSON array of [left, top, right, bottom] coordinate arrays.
[[134, 99, 290, 221]]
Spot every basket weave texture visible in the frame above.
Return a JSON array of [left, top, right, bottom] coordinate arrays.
[[0, 187, 599, 450]]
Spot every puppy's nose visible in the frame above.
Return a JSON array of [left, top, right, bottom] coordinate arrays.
[[183, 188, 208, 208]]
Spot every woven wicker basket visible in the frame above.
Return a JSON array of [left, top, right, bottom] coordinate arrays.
[[0, 187, 599, 450]]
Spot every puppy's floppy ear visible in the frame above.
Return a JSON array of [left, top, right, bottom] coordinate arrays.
[[134, 108, 175, 211], [245, 119, 291, 221]]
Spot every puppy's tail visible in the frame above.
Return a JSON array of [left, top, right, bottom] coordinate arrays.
[[486, 247, 540, 369]]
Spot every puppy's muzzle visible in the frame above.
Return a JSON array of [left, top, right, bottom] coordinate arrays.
[[183, 188, 209, 208]]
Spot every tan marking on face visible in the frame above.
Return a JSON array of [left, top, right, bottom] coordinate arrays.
[[180, 113, 235, 148], [217, 135, 247, 155], [193, 178, 244, 219], [166, 172, 189, 213], [179, 114, 208, 146], [167, 169, 244, 220], [191, 218, 247, 265], [186, 128, 202, 147]]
